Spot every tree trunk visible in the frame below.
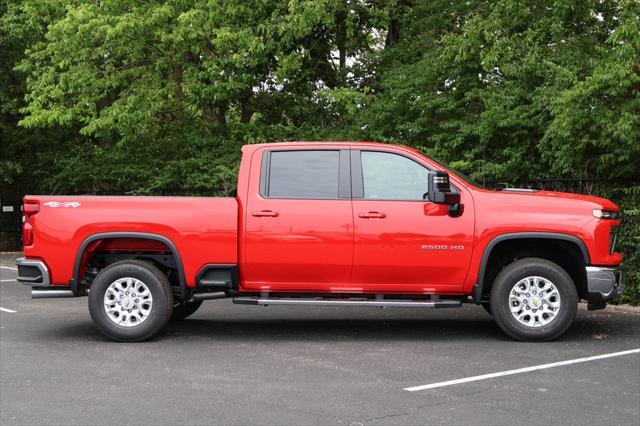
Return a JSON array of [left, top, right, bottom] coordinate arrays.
[[336, 1, 347, 70], [385, 17, 401, 48], [203, 101, 228, 128], [173, 67, 183, 99], [240, 97, 252, 124], [386, 0, 413, 48]]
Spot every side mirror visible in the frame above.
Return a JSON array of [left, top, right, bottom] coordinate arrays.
[[426, 171, 462, 216]]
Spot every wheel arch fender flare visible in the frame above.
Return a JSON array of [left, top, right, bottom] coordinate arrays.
[[71, 232, 186, 296], [472, 232, 590, 304]]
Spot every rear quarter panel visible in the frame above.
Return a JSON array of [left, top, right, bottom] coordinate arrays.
[[23, 196, 238, 287]]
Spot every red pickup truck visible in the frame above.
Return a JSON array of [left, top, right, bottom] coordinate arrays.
[[17, 142, 623, 342]]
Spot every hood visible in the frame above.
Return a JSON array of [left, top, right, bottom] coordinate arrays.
[[497, 189, 619, 210], [473, 188, 619, 213], [469, 188, 619, 235]]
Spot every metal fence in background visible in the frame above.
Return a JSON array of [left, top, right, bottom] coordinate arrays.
[[0, 200, 22, 251], [483, 177, 636, 195]]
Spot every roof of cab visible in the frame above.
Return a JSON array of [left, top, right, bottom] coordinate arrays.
[[241, 141, 420, 154]]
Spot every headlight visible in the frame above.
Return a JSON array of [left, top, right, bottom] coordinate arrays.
[[593, 209, 620, 220]]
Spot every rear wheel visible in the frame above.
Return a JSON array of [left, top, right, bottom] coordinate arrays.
[[171, 300, 203, 320], [490, 258, 577, 341], [88, 260, 173, 342]]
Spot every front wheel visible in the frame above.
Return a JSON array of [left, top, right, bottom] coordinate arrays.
[[88, 260, 173, 342], [490, 258, 578, 341]]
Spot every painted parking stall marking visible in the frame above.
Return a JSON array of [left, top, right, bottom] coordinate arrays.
[[0, 266, 18, 311], [1, 266, 18, 282], [404, 348, 640, 392]]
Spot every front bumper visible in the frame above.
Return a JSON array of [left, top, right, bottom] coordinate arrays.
[[586, 265, 624, 310]]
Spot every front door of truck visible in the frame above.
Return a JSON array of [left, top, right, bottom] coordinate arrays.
[[350, 149, 474, 293], [243, 148, 354, 292]]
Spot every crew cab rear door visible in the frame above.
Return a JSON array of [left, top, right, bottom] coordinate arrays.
[[349, 148, 474, 293], [242, 147, 353, 292]]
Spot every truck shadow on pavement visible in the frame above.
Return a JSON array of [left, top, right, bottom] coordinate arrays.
[[38, 310, 636, 344], [159, 315, 630, 343], [163, 317, 508, 342]]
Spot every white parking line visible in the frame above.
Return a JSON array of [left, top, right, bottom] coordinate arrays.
[[0, 307, 17, 313], [404, 348, 640, 392], [0, 266, 18, 283]]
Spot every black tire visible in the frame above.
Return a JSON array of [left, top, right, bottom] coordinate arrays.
[[490, 258, 578, 342], [88, 260, 173, 342], [171, 300, 203, 320]]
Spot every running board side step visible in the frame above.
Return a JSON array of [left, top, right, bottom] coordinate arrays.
[[32, 289, 75, 299], [233, 297, 462, 308]]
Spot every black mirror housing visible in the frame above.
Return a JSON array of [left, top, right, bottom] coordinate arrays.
[[428, 171, 457, 204], [427, 171, 462, 216]]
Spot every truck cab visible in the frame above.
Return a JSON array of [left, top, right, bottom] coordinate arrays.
[[16, 142, 624, 342]]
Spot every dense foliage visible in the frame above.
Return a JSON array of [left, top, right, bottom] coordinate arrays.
[[1, 0, 638, 303]]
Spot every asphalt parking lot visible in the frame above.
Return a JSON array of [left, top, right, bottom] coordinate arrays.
[[1, 253, 639, 425]]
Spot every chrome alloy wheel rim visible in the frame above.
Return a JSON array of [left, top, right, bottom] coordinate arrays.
[[509, 276, 561, 328], [103, 277, 153, 327]]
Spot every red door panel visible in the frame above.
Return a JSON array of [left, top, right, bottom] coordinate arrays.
[[244, 199, 353, 291], [242, 148, 354, 292], [351, 199, 474, 293], [350, 149, 474, 294]]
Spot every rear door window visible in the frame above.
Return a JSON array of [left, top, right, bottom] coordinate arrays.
[[266, 150, 340, 199]]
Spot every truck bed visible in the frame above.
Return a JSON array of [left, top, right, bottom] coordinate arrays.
[[23, 195, 238, 287]]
